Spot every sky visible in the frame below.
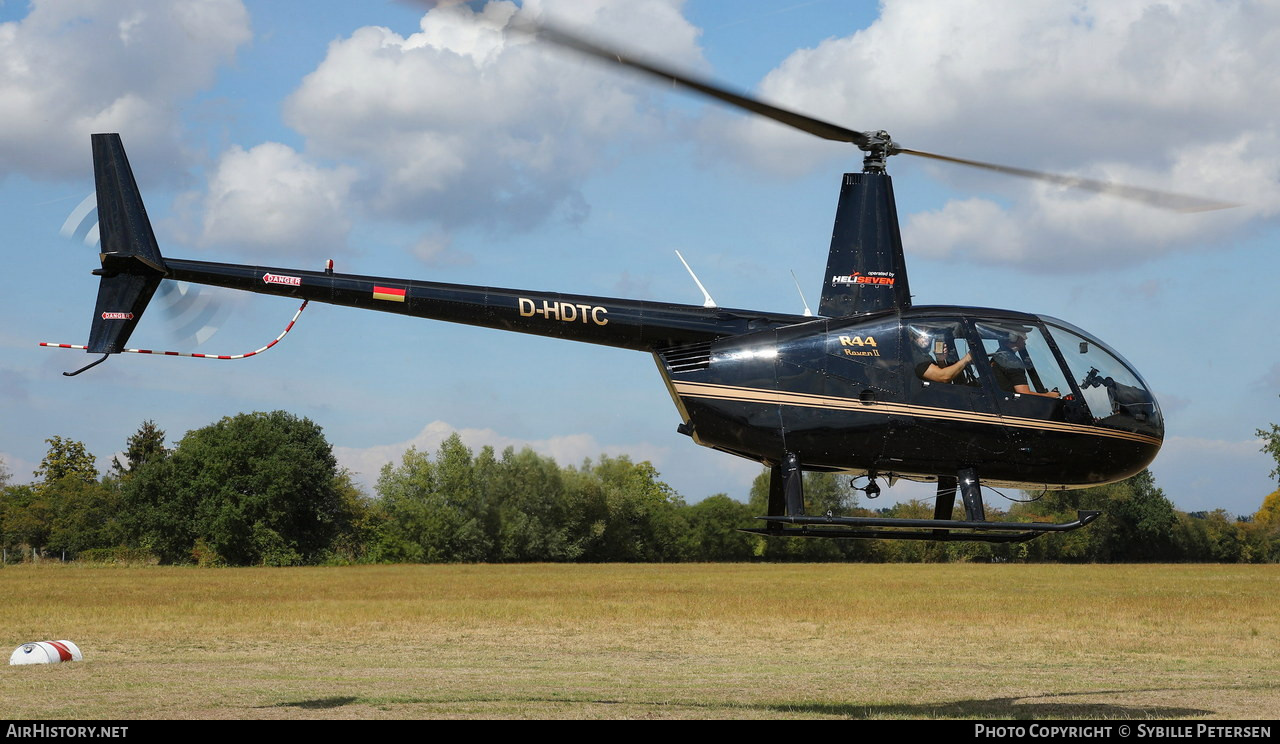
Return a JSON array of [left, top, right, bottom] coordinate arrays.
[[1, 0, 1277, 518]]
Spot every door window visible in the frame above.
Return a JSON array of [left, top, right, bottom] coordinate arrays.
[[905, 320, 981, 389], [974, 322, 1070, 399]]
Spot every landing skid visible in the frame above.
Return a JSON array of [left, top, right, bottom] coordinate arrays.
[[750, 455, 1101, 543], [742, 510, 1101, 543]]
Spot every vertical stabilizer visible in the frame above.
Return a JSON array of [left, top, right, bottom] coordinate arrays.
[[817, 172, 911, 318], [85, 134, 166, 354]]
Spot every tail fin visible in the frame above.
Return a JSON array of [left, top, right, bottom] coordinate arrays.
[[817, 172, 912, 318], [85, 133, 167, 354]]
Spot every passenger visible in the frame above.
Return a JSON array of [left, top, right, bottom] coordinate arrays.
[[990, 331, 1060, 398], [911, 329, 974, 384]]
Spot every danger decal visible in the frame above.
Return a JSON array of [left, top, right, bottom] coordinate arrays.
[[263, 272, 302, 287]]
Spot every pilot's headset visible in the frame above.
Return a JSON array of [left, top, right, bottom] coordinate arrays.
[[908, 325, 934, 351], [1002, 328, 1031, 349]]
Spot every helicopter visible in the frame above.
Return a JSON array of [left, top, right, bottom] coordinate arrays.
[[44, 21, 1231, 543]]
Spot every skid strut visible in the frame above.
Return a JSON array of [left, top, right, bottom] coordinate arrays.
[[765, 452, 805, 531]]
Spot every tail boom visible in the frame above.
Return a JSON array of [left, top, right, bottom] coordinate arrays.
[[163, 257, 808, 352]]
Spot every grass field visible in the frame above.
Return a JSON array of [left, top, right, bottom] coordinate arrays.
[[1, 562, 1276, 720]]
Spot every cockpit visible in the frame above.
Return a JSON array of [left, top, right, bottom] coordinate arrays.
[[977, 318, 1162, 436], [905, 315, 1162, 438]]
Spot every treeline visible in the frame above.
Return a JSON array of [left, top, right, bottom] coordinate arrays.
[[2, 411, 1279, 565]]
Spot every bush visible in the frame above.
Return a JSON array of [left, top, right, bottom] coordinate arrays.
[[77, 546, 159, 565]]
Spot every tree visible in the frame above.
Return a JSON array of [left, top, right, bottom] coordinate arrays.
[[34, 436, 98, 485], [1, 485, 50, 555], [486, 446, 581, 562], [1013, 469, 1177, 561], [118, 456, 197, 563], [1256, 490, 1280, 531], [374, 435, 493, 563], [679, 494, 757, 561], [46, 478, 122, 555], [121, 411, 357, 565], [1259, 414, 1280, 483], [1003, 473, 1172, 560], [326, 468, 378, 563], [1170, 509, 1269, 563], [373, 440, 696, 564], [8, 438, 122, 559], [112, 420, 167, 477], [569, 455, 687, 562]]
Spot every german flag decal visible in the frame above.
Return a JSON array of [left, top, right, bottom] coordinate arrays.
[[372, 285, 407, 302]]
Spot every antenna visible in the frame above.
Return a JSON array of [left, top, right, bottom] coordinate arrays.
[[674, 250, 717, 308], [790, 270, 813, 317]]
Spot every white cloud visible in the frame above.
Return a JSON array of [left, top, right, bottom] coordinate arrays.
[[196, 143, 358, 255], [280, 0, 704, 231], [0, 451, 37, 486], [718, 0, 1280, 268], [0, 0, 250, 179], [333, 418, 670, 492], [902, 197, 1029, 263], [904, 132, 1280, 270], [410, 230, 472, 267]]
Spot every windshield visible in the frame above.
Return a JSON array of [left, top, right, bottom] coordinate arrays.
[[1043, 322, 1162, 435]]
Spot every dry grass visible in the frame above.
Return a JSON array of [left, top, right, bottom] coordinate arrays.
[[1, 563, 1276, 719]]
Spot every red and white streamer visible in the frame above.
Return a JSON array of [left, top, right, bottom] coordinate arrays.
[[41, 301, 309, 360]]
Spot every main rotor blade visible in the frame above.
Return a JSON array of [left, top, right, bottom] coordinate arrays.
[[516, 20, 873, 150], [897, 148, 1239, 213], [515, 18, 1236, 213]]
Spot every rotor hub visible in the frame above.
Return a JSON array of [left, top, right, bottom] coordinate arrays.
[[860, 130, 899, 174]]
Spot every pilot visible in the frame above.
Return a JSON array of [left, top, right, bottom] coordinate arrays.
[[911, 328, 974, 384], [990, 330, 1060, 398]]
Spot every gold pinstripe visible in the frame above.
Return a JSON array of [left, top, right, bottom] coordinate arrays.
[[672, 381, 1162, 446]]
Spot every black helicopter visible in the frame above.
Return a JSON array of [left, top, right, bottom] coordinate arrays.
[[47, 22, 1227, 543]]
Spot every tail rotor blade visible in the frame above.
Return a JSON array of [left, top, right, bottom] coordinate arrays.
[[158, 281, 231, 347]]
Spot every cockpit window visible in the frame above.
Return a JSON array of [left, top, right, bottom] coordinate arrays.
[[973, 321, 1070, 398], [1044, 323, 1161, 433]]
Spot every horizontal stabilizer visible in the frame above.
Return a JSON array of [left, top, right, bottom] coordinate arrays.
[[86, 272, 164, 354]]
